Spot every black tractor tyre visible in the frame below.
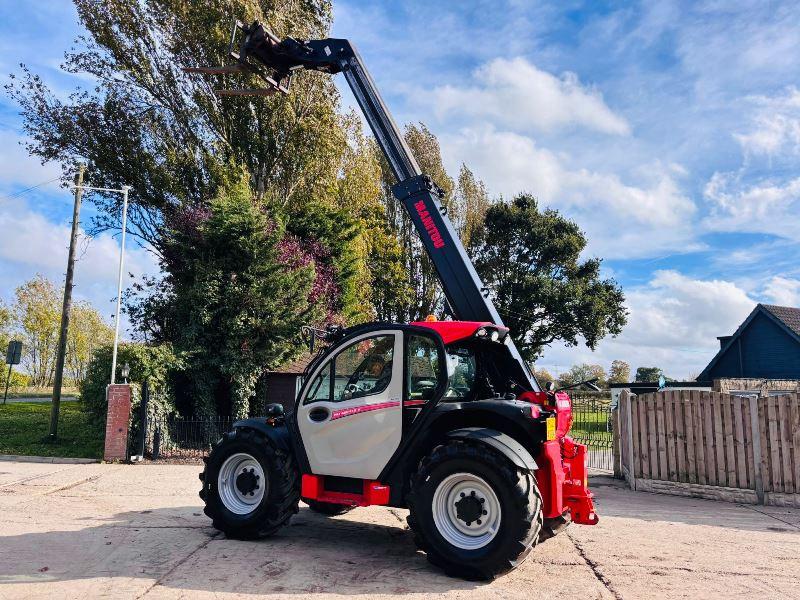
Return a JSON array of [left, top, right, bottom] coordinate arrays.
[[407, 440, 543, 580], [199, 428, 299, 539], [304, 499, 356, 516]]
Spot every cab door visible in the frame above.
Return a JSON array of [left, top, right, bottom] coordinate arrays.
[[297, 330, 403, 479]]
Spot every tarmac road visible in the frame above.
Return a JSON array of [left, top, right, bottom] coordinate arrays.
[[0, 460, 798, 599]]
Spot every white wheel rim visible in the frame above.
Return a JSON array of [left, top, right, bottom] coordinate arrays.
[[218, 453, 266, 515], [432, 472, 501, 550]]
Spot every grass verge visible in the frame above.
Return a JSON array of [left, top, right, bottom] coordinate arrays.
[[0, 401, 103, 459]]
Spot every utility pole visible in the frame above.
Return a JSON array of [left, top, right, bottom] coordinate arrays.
[[49, 164, 86, 439]]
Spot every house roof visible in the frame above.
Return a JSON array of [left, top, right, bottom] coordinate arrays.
[[698, 303, 800, 381], [762, 304, 800, 337], [269, 352, 315, 375]]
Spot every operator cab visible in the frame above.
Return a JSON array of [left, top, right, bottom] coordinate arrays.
[[294, 319, 534, 480]]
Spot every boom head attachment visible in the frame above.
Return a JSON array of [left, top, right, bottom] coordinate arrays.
[[183, 20, 348, 97]]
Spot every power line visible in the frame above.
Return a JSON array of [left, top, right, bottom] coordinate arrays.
[[0, 175, 62, 203]]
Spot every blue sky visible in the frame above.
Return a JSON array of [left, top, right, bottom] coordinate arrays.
[[1, 1, 799, 378]]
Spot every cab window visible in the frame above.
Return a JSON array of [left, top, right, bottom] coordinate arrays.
[[333, 335, 395, 401], [407, 335, 441, 400], [304, 362, 331, 404], [445, 347, 476, 399]]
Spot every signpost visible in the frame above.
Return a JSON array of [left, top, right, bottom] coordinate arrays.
[[4, 340, 22, 405]]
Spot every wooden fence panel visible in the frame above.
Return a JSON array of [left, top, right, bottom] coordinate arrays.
[[767, 397, 782, 492], [617, 391, 798, 502], [675, 393, 687, 483], [722, 394, 736, 487], [692, 390, 707, 485], [759, 399, 771, 492], [742, 398, 756, 489], [665, 391, 677, 481], [684, 394, 696, 484], [637, 395, 650, 479], [792, 396, 800, 495], [647, 394, 659, 478], [713, 393, 727, 487], [732, 396, 747, 489], [778, 396, 794, 494]]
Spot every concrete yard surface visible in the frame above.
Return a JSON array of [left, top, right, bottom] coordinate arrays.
[[0, 461, 798, 599]]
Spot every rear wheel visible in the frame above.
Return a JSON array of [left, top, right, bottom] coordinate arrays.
[[407, 440, 542, 580], [200, 428, 299, 539], [304, 499, 356, 516]]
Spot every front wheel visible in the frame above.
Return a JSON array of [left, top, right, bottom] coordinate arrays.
[[199, 428, 299, 539], [407, 441, 542, 580]]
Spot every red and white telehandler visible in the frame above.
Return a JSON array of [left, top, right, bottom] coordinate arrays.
[[189, 21, 598, 580]]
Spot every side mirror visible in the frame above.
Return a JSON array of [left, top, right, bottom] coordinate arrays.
[[545, 381, 556, 392]]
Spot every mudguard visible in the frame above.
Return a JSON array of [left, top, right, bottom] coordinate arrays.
[[232, 417, 292, 453], [447, 427, 538, 471]]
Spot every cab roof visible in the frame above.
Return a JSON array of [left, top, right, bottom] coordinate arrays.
[[410, 320, 507, 345]]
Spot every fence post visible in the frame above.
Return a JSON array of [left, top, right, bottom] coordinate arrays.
[[623, 390, 637, 491], [136, 378, 149, 460], [748, 395, 765, 504], [612, 407, 622, 479]]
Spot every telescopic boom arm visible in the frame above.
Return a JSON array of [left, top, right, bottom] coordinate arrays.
[[188, 21, 539, 392]]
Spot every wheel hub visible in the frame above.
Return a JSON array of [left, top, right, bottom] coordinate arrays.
[[432, 472, 501, 550], [217, 453, 267, 515], [235, 468, 260, 496], [454, 492, 484, 525]]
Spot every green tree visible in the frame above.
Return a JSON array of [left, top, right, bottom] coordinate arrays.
[[130, 174, 321, 418], [635, 366, 663, 383], [13, 275, 61, 387], [8, 0, 394, 326], [609, 359, 631, 384], [472, 194, 627, 361], [559, 363, 607, 388]]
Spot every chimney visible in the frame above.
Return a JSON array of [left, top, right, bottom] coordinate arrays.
[[717, 335, 732, 349]]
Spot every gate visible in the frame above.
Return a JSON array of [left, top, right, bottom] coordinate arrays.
[[570, 394, 614, 472]]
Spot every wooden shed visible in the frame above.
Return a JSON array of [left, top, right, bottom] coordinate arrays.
[[699, 304, 800, 381]]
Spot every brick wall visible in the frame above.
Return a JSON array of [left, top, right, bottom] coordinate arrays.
[[104, 384, 132, 461]]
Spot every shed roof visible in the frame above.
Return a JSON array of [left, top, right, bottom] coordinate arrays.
[[698, 303, 800, 381], [269, 352, 314, 375], [762, 304, 800, 337]]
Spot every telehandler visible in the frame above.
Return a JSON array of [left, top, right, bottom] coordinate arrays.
[[189, 21, 598, 580]]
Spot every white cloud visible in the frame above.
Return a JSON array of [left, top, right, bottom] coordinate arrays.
[[439, 125, 698, 259], [0, 200, 158, 330], [763, 276, 800, 306], [734, 87, 800, 157], [703, 172, 800, 240], [428, 57, 630, 136], [539, 270, 757, 379], [0, 132, 62, 193]]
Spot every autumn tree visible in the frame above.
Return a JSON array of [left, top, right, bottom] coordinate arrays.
[[453, 164, 491, 251], [533, 367, 555, 388], [559, 363, 607, 388], [66, 301, 114, 384], [375, 123, 455, 320], [0, 300, 11, 355], [472, 194, 627, 361], [608, 360, 631, 384], [8, 0, 400, 328], [13, 275, 61, 387]]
